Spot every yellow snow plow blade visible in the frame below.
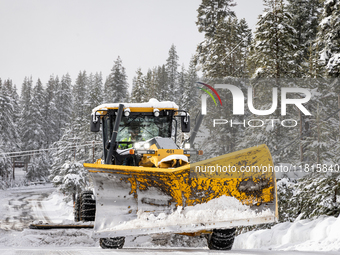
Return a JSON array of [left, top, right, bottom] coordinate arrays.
[[84, 144, 277, 238]]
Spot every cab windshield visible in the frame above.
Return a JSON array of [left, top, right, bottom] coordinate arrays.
[[103, 114, 172, 146], [117, 115, 172, 142]]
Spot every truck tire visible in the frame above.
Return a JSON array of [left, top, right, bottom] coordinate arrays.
[[80, 191, 96, 222], [208, 228, 236, 250], [74, 195, 81, 222], [99, 237, 125, 249]]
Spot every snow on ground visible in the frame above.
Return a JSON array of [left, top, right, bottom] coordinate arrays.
[[0, 184, 73, 231], [30, 188, 73, 224], [234, 215, 340, 252], [0, 184, 97, 248], [2, 183, 340, 253], [1, 168, 340, 253], [0, 181, 206, 250], [0, 228, 97, 248]]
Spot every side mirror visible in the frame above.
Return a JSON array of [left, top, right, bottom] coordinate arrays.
[[181, 115, 190, 133], [90, 115, 100, 132]]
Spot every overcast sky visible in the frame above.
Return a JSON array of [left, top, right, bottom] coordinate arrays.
[[0, 0, 264, 93]]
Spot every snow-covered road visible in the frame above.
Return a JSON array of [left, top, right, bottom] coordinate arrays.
[[1, 183, 340, 254], [0, 185, 57, 230], [0, 248, 338, 255]]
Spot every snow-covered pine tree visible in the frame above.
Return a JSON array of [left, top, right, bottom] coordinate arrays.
[[0, 79, 20, 181], [87, 73, 95, 110], [55, 73, 73, 137], [173, 65, 188, 145], [131, 68, 146, 103], [51, 70, 101, 200], [196, 0, 236, 38], [157, 65, 168, 100], [44, 76, 56, 145], [20, 77, 33, 152], [50, 123, 92, 201], [284, 173, 340, 221], [104, 56, 129, 103], [144, 68, 160, 101], [286, 0, 322, 77], [285, 0, 322, 164], [289, 85, 340, 222], [0, 79, 5, 180], [317, 0, 340, 77], [24, 79, 50, 181], [296, 36, 336, 165], [240, 0, 301, 163], [278, 0, 340, 221], [72, 70, 91, 155], [315, 0, 340, 161], [0, 79, 20, 152], [0, 139, 8, 186], [181, 57, 199, 113], [195, 0, 253, 79], [26, 151, 50, 182], [87, 72, 103, 113], [47, 76, 61, 145], [313, 0, 340, 164], [247, 0, 298, 79], [30, 79, 48, 147], [93, 72, 103, 107], [165, 44, 180, 101], [194, 2, 252, 157], [87, 72, 104, 162], [0, 125, 4, 176], [234, 18, 252, 78], [177, 64, 186, 108], [72, 71, 88, 121], [296, 80, 328, 165], [196, 16, 251, 78], [10, 83, 21, 147]]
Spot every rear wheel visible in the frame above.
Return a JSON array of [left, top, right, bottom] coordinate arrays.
[[208, 228, 236, 250], [99, 237, 125, 249]]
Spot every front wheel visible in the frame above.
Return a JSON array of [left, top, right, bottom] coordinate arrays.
[[208, 228, 236, 250], [99, 237, 125, 249], [74, 195, 81, 222], [80, 191, 96, 221]]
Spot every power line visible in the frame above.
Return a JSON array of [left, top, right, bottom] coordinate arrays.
[[0, 142, 102, 158]]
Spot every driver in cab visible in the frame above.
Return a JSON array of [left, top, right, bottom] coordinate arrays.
[[119, 125, 140, 149]]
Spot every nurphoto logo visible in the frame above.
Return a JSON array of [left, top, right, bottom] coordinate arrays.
[[197, 81, 312, 128], [199, 82, 311, 116]]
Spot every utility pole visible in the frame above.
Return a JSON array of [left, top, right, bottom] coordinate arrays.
[[12, 158, 15, 180]]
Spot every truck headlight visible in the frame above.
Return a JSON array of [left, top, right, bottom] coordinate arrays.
[[124, 108, 131, 117], [143, 143, 150, 149], [134, 143, 141, 149], [153, 109, 160, 117]]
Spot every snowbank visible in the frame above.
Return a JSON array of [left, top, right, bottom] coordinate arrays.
[[111, 195, 274, 231], [26, 186, 74, 225], [234, 215, 340, 251]]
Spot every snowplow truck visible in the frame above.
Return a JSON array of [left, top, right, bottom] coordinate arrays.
[[79, 99, 278, 250]]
